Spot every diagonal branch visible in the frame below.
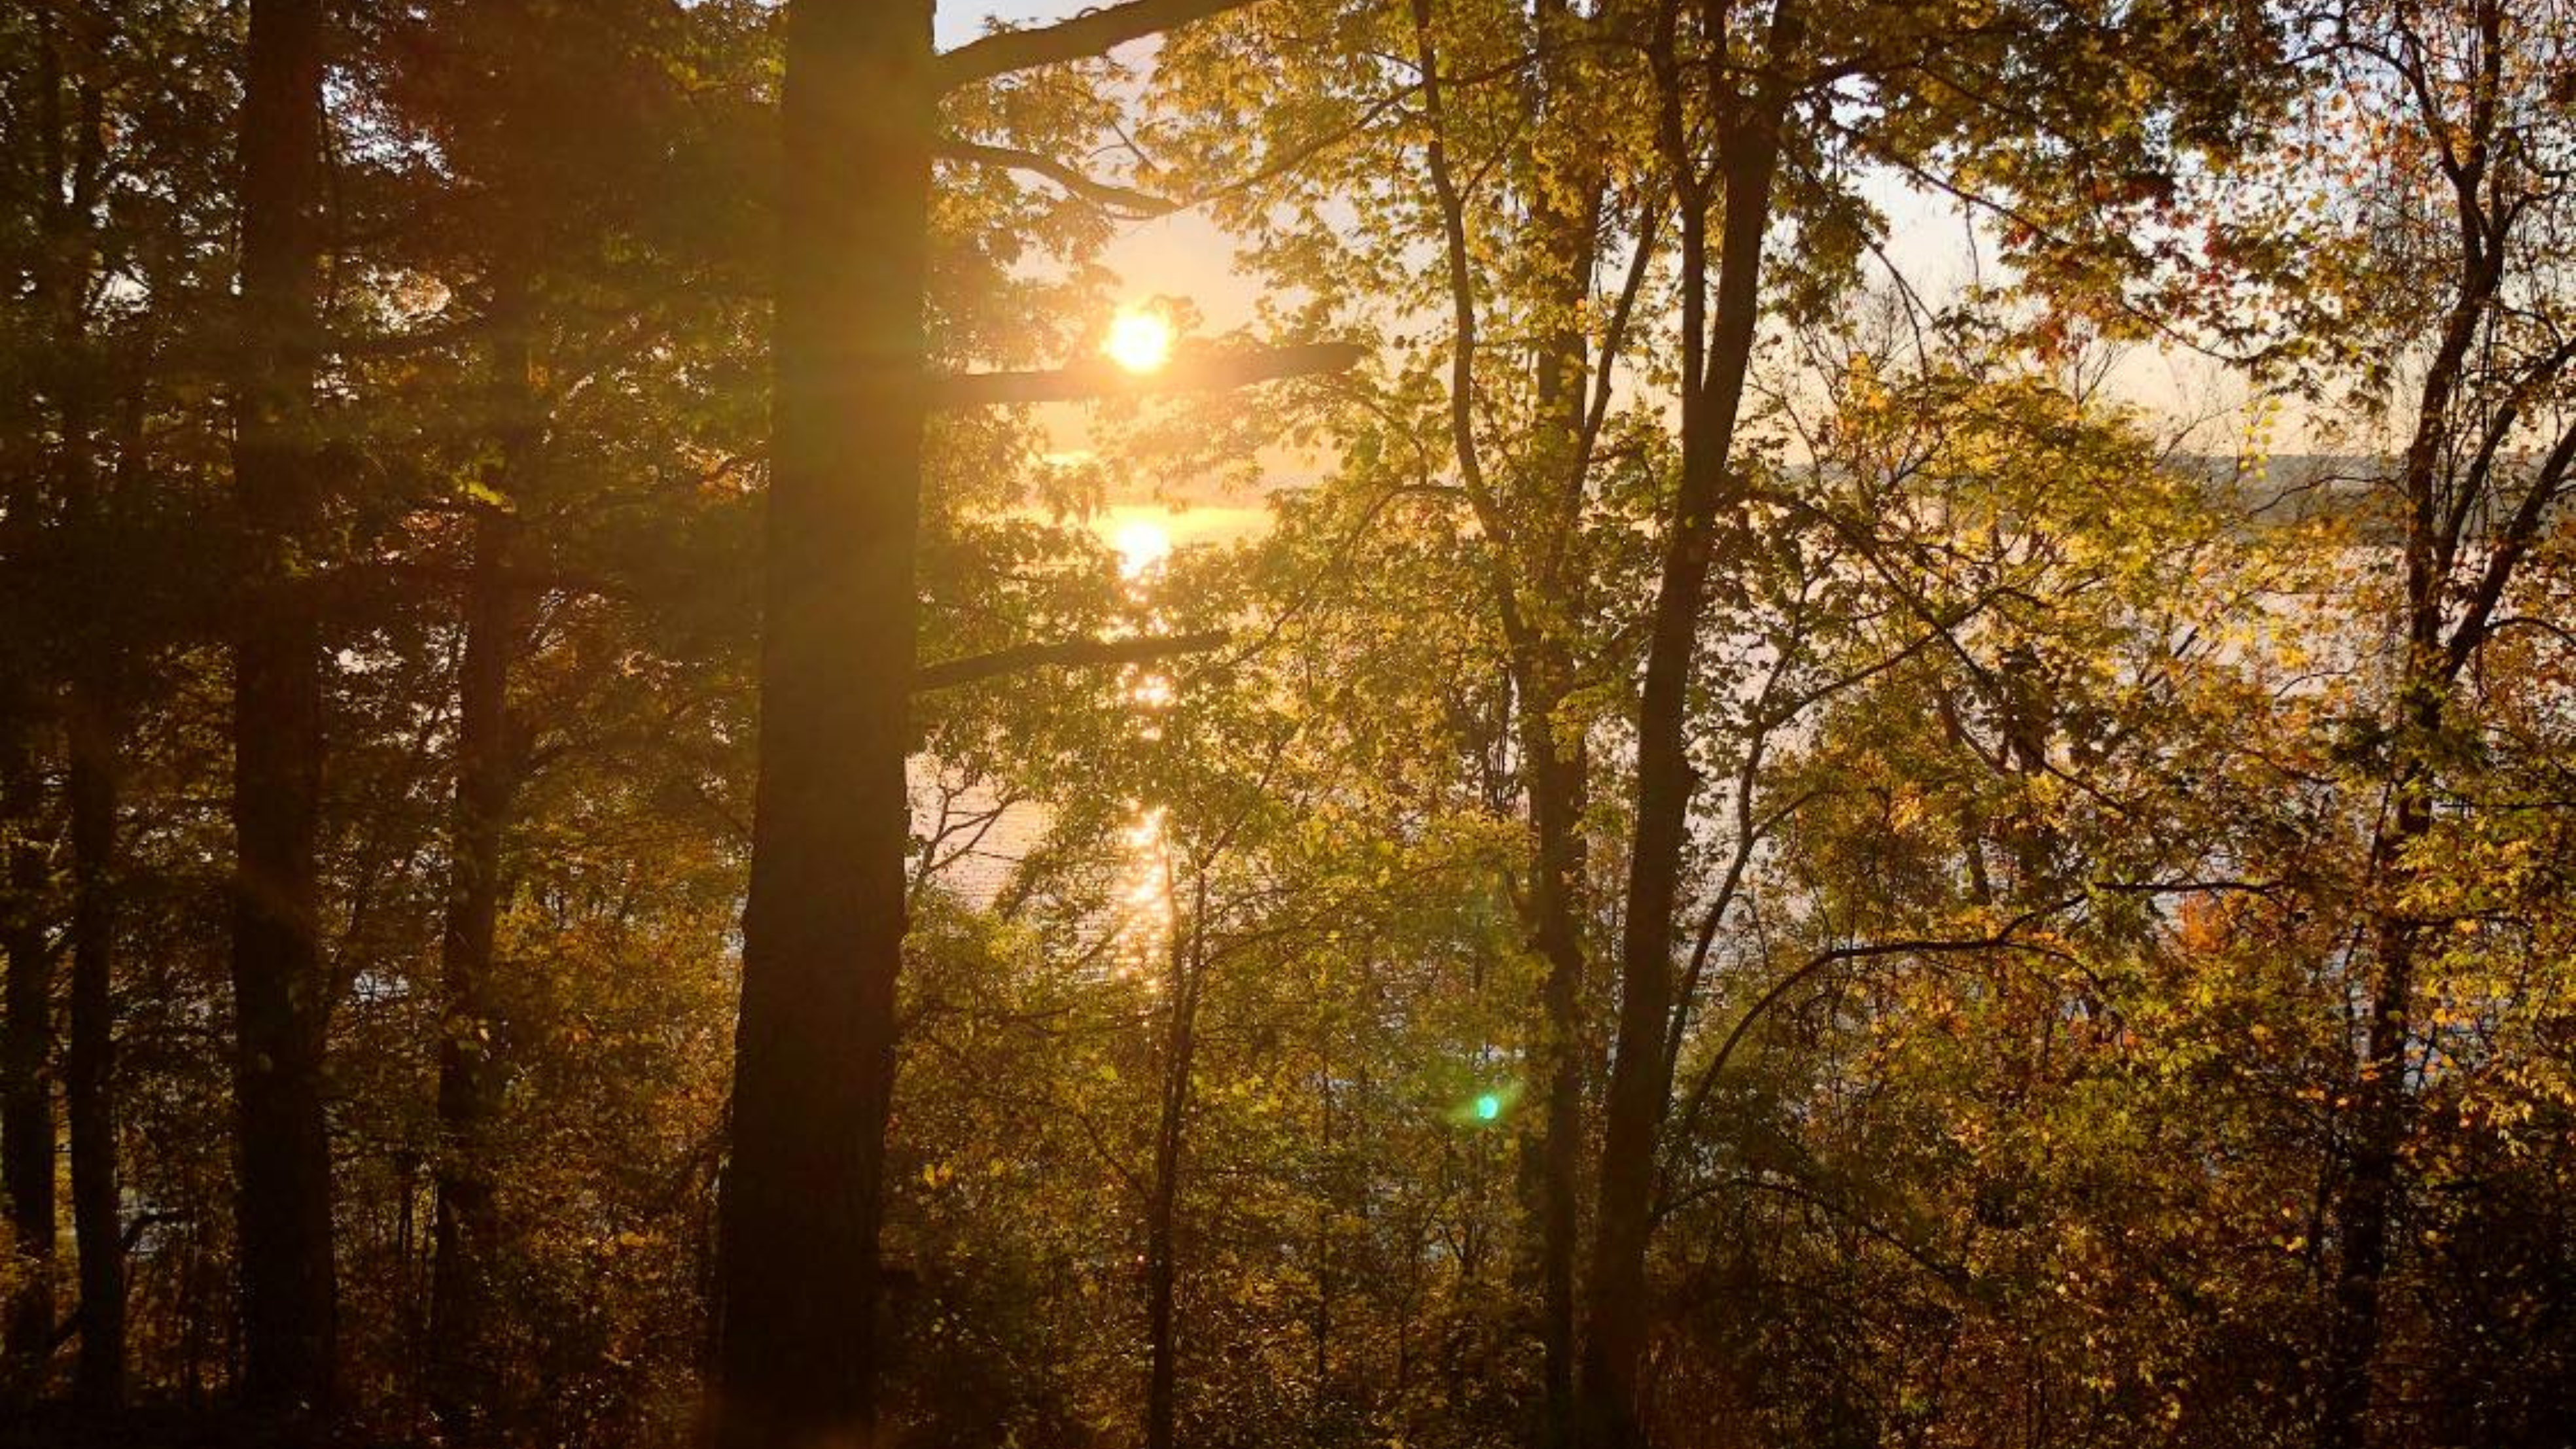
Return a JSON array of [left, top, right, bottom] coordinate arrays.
[[935, 0, 1262, 93], [1664, 897, 2085, 1159], [937, 136, 1176, 216], [2442, 418, 2576, 682]]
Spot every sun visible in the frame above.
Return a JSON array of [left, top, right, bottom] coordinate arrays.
[[1113, 516, 1173, 578], [1103, 306, 1176, 374]]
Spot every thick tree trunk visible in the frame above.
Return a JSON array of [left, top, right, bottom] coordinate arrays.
[[1578, 60, 1790, 1447], [65, 671, 120, 1411], [0, 704, 52, 1398], [229, 0, 338, 1420], [709, 1, 930, 1444]]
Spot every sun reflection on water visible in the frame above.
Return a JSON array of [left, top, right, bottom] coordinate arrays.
[[1106, 513, 1180, 980], [1113, 803, 1174, 982]]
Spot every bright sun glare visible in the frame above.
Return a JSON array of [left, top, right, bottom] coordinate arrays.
[[1114, 517, 1173, 578], [1103, 307, 1176, 373]]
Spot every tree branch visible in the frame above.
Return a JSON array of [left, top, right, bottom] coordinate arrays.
[[2443, 418, 2576, 680], [1665, 898, 2083, 1155], [934, 0, 1261, 94], [937, 136, 1176, 217]]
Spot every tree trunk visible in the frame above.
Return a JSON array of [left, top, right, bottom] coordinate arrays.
[[59, 273, 131, 1424], [1579, 32, 1793, 1441], [1146, 878, 1205, 1449], [1407, 7, 1594, 1427], [2316, 60, 2507, 1425], [1311, 1065, 1333, 1417], [1523, 63, 1596, 1449], [0, 701, 52, 1399], [1525, 702, 1585, 1449], [428, 498, 522, 1437], [229, 0, 338, 1420], [5, 9, 104, 1400], [709, 1, 931, 1444], [2316, 566, 2448, 1449], [2318, 831, 2420, 1449], [65, 669, 120, 1411]]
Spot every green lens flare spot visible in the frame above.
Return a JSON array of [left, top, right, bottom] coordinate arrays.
[[1475, 1093, 1502, 1121]]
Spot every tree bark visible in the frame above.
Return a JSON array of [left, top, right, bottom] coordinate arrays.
[[0, 701, 52, 1399], [2314, 326, 2473, 1449], [428, 497, 522, 1436], [1579, 6, 1795, 1437], [59, 261, 128, 1425], [709, 2, 930, 1445], [713, 5, 1283, 1440], [2316, 12, 2513, 1429], [229, 0, 338, 1421], [4, 9, 105, 1399], [1404, 9, 1594, 1429], [1523, 5, 1602, 1423], [1525, 714, 1586, 1449], [64, 669, 120, 1412], [2318, 775, 2424, 1449], [1146, 879, 1205, 1449]]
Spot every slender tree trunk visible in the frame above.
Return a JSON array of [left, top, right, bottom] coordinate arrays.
[[5, 10, 103, 1400], [1524, 159, 1600, 1449], [1578, 31, 1793, 1441], [711, 1, 930, 1444], [1311, 1066, 1333, 1417], [2316, 90, 2503, 1429], [2317, 638, 2443, 1449], [1407, 9, 1593, 1427], [65, 669, 120, 1411], [1523, 135, 1595, 1449], [2318, 838, 2420, 1449], [431, 26, 554, 1421], [428, 241, 537, 1433], [59, 295, 133, 1423], [428, 497, 522, 1437], [1525, 707, 1585, 1449], [1146, 880, 1205, 1449], [229, 0, 338, 1420], [0, 703, 52, 1398]]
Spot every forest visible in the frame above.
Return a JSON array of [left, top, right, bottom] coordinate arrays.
[[2, 0, 2573, 1446]]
